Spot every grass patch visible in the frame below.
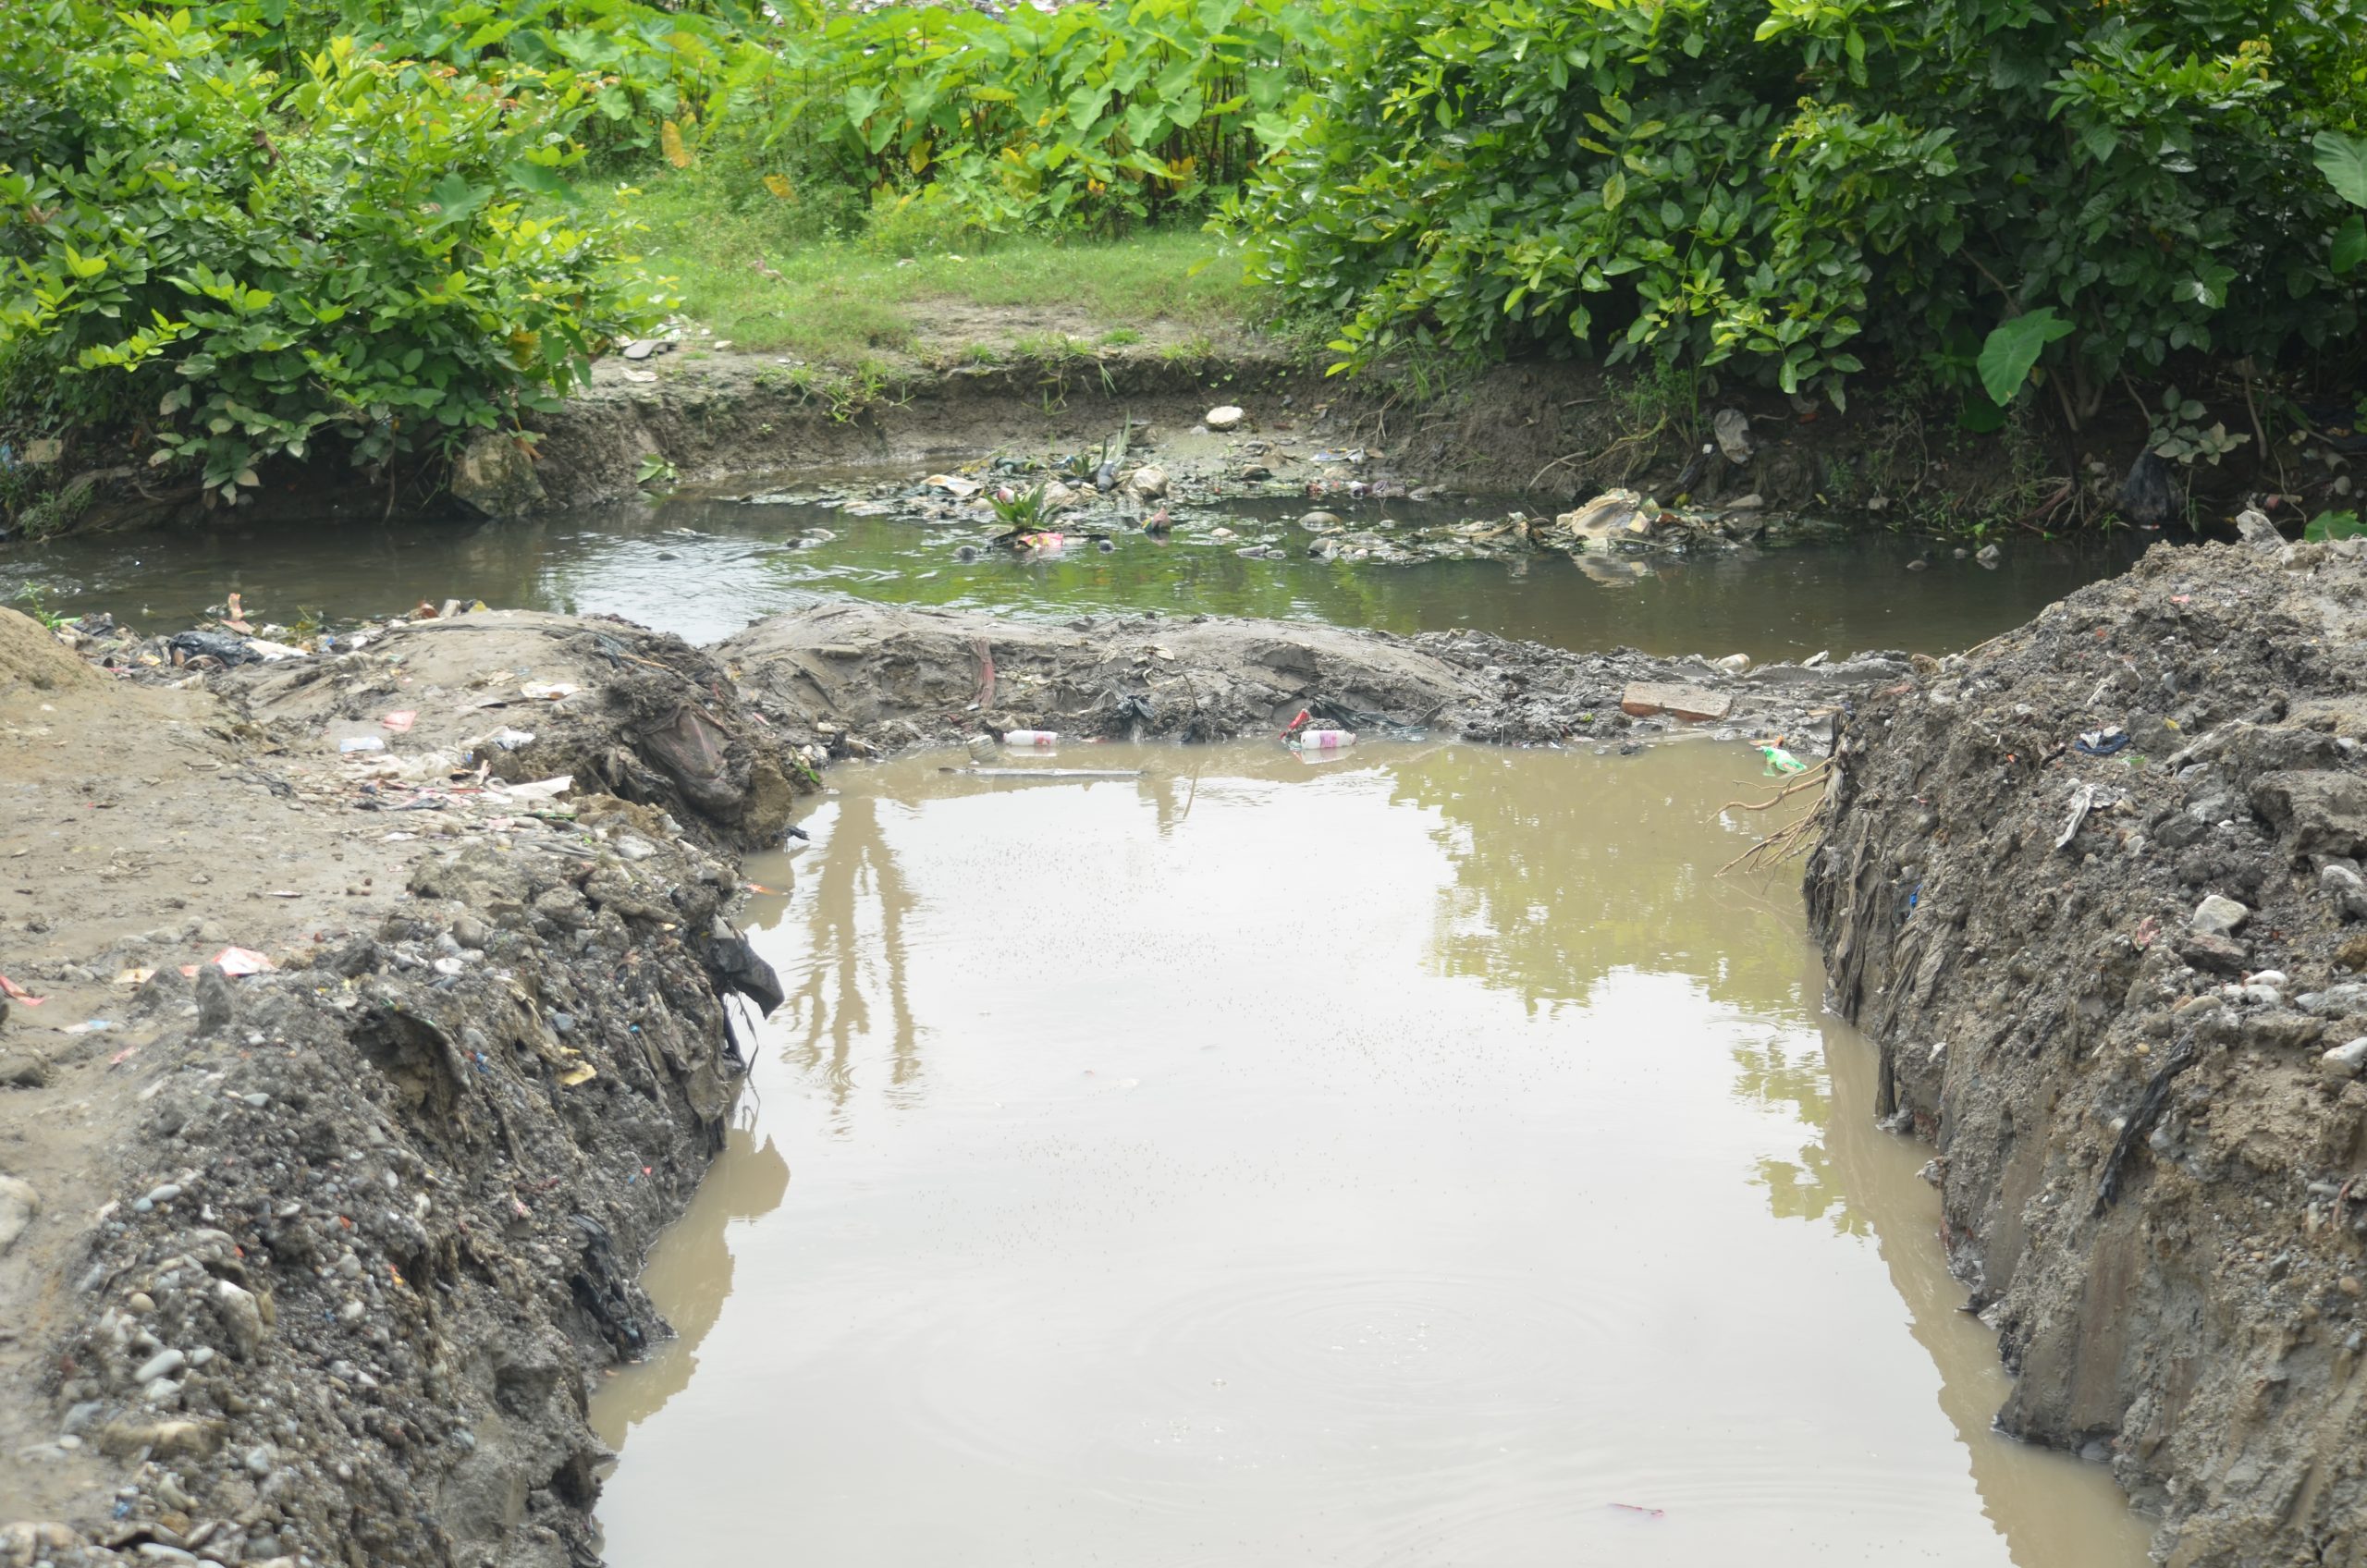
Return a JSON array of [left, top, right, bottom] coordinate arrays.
[[624, 176, 1257, 363]]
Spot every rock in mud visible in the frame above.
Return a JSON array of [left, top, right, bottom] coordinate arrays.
[[449, 430, 548, 518], [0, 1172, 38, 1253], [1807, 539, 2367, 1565]]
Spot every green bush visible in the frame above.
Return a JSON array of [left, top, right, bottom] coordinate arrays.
[[0, 4, 669, 503], [715, 0, 1329, 238], [1222, 0, 2367, 410]]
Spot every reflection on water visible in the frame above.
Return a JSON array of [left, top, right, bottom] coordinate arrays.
[[6, 484, 2145, 658], [591, 742, 2148, 1568]]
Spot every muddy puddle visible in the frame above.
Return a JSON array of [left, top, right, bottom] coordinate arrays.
[[7, 485, 2142, 657], [589, 741, 2149, 1568]]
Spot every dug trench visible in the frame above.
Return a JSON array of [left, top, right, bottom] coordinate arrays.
[[0, 593, 1903, 1568], [0, 531, 2356, 1566], [1808, 532, 2367, 1565]]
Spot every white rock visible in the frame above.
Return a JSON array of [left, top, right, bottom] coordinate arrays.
[[1204, 405, 1245, 431], [2321, 1037, 2367, 1076], [133, 1348, 186, 1384], [2190, 894, 2250, 937]]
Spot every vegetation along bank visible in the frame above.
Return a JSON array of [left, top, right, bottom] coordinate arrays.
[[5, 0, 2367, 541]]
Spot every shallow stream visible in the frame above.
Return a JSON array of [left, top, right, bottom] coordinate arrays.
[[588, 742, 2150, 1567], [6, 487, 2143, 658]]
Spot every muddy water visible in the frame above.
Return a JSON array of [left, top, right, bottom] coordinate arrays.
[[590, 743, 2149, 1568], [6, 489, 2141, 657]]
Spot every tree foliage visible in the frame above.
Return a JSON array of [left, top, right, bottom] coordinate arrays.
[[1220, 0, 2367, 408], [0, 3, 668, 502]]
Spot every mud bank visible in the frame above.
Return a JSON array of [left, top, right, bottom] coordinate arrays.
[[0, 607, 816, 1568], [38, 325, 2157, 539], [716, 599, 1909, 754], [1807, 535, 2367, 1564]]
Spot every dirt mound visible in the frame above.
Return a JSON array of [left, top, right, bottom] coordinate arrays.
[[717, 600, 1911, 755], [1807, 533, 2367, 1564], [0, 609, 803, 1568], [0, 606, 96, 703], [216, 610, 815, 853]]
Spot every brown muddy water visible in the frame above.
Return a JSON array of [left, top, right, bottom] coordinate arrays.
[[589, 741, 2150, 1568], [5, 489, 2146, 658]]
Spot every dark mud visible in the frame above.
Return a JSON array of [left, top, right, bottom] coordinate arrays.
[[1807, 533, 2367, 1566], [0, 607, 820, 1568], [716, 599, 1911, 757]]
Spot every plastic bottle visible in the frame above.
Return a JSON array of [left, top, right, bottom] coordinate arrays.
[[1759, 743, 1807, 776], [1001, 730, 1059, 747], [1291, 729, 1356, 751]]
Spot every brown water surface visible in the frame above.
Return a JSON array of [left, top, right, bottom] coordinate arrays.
[[590, 742, 2151, 1567]]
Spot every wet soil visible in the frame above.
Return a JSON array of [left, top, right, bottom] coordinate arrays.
[[1807, 533, 2367, 1564], [587, 743, 2150, 1567], [0, 606, 818, 1568]]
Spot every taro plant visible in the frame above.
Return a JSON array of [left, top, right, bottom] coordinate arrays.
[[0, 5, 670, 507]]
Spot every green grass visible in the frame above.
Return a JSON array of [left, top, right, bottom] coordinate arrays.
[[619, 175, 1258, 363]]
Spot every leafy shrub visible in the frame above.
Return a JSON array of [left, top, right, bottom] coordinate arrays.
[[716, 0, 1328, 238], [0, 4, 668, 503], [157, 0, 769, 162], [1223, 0, 2367, 409]]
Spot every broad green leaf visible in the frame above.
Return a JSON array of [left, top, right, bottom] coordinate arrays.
[[2314, 131, 2367, 209], [1976, 308, 2075, 407], [2336, 215, 2367, 276]]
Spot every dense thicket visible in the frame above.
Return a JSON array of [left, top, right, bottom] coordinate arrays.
[[1223, 0, 2367, 411], [0, 3, 666, 503], [6, 0, 2366, 511]]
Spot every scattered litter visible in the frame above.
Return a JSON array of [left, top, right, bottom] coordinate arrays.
[[61, 1020, 119, 1035], [265, 890, 301, 899], [339, 737, 386, 754], [948, 767, 1145, 779], [185, 947, 276, 978], [496, 775, 574, 802], [557, 1061, 598, 1086], [520, 681, 581, 701], [380, 710, 418, 733], [480, 728, 535, 752], [1759, 742, 1809, 776], [2074, 726, 2130, 756], [2054, 781, 2098, 851], [1609, 1503, 1665, 1520], [1001, 730, 1059, 748], [113, 968, 154, 986], [621, 369, 657, 383], [0, 975, 47, 1006], [244, 638, 306, 661], [1288, 729, 1356, 752]]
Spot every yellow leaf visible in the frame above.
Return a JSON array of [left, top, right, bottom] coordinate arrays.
[[908, 138, 932, 175], [509, 328, 540, 364], [763, 173, 794, 199], [660, 120, 693, 169]]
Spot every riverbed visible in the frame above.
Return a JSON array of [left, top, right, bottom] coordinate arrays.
[[588, 741, 2150, 1567]]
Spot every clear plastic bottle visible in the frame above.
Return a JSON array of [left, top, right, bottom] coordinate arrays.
[[1001, 730, 1059, 747], [1291, 729, 1356, 751]]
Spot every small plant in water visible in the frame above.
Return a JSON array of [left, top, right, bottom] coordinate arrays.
[[988, 484, 1050, 533], [636, 453, 680, 487]]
